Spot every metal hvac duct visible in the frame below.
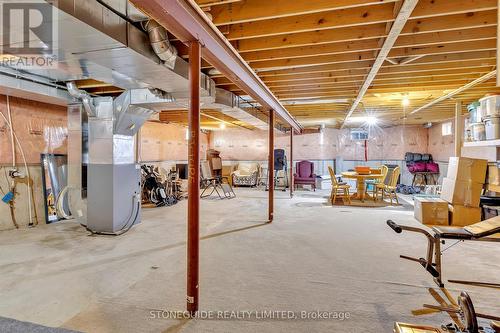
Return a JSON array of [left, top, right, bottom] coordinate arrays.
[[21, 0, 216, 100], [66, 82, 96, 117], [2, 0, 266, 131], [209, 88, 268, 130], [145, 20, 178, 69], [67, 85, 174, 234]]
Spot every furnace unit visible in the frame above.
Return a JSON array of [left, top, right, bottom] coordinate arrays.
[[67, 84, 174, 234]]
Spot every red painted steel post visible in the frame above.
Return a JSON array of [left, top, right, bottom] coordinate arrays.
[[268, 110, 274, 222], [187, 40, 200, 316], [290, 129, 293, 198]]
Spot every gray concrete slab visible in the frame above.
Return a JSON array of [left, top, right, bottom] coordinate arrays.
[[0, 188, 499, 332], [0, 317, 80, 333]]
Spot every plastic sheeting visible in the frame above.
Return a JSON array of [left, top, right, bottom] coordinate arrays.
[[0, 95, 67, 164], [210, 125, 428, 162]]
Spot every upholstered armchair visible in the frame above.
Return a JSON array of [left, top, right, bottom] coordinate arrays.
[[231, 162, 260, 187], [294, 160, 316, 191]]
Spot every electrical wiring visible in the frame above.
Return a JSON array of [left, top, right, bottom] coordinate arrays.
[[86, 194, 140, 236]]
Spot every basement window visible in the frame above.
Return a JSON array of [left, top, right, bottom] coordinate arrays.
[[350, 128, 369, 140], [441, 122, 452, 136]]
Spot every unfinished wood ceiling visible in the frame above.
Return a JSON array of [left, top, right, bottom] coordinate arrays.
[[158, 109, 258, 130], [180, 0, 500, 128]]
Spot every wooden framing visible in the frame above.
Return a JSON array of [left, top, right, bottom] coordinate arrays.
[[128, 0, 500, 129]]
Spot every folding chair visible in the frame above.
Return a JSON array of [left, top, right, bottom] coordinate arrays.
[[200, 160, 235, 199]]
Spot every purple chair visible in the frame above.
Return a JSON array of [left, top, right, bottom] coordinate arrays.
[[294, 160, 316, 191]]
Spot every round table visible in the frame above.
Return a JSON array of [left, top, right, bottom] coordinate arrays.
[[341, 171, 385, 202]]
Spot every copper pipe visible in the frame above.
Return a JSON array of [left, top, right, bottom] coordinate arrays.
[[290, 129, 293, 198], [268, 110, 274, 222], [187, 40, 200, 316]]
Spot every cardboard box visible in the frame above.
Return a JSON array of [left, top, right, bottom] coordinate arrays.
[[414, 197, 449, 226], [448, 204, 482, 227], [487, 163, 500, 186], [440, 177, 483, 207], [446, 157, 487, 184]]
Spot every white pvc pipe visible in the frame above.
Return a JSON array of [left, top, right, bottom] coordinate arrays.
[[7, 96, 15, 168], [2, 96, 34, 226]]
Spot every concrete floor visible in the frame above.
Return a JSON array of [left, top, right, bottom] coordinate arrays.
[[0, 188, 499, 332]]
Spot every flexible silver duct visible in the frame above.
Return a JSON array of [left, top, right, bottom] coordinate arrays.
[[66, 82, 96, 117], [145, 20, 178, 69]]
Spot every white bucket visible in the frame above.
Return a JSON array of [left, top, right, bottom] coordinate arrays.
[[479, 95, 500, 120], [470, 122, 486, 141], [484, 115, 500, 140]]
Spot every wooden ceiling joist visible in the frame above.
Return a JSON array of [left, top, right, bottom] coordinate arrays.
[[273, 83, 500, 100], [410, 71, 497, 115], [192, 0, 498, 128], [223, 5, 495, 41], [249, 51, 496, 77], [212, 59, 495, 85], [211, 0, 495, 27], [196, 0, 242, 8], [210, 0, 398, 26], [260, 69, 493, 88], [232, 10, 495, 53], [240, 39, 495, 71], [238, 26, 496, 63]]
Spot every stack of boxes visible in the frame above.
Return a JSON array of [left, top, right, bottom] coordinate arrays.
[[440, 157, 487, 226], [413, 157, 487, 226]]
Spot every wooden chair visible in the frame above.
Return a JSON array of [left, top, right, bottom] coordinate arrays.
[[375, 166, 400, 205], [366, 165, 389, 200], [328, 166, 351, 205]]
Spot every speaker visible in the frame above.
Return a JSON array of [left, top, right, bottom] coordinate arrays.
[[274, 149, 286, 170]]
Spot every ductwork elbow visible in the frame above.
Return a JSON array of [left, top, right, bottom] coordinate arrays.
[[66, 81, 96, 117], [145, 20, 178, 69]]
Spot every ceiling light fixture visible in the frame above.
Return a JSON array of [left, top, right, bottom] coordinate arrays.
[[347, 116, 378, 125], [402, 95, 410, 106]]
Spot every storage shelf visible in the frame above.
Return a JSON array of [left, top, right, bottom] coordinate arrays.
[[463, 139, 500, 147]]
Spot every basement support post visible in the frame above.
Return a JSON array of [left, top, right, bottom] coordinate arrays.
[[268, 110, 275, 222], [187, 40, 200, 316], [497, 0, 500, 86], [454, 100, 462, 157], [290, 129, 293, 198]]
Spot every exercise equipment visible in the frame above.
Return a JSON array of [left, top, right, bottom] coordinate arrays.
[[141, 165, 178, 207], [395, 289, 500, 333], [387, 217, 500, 287]]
